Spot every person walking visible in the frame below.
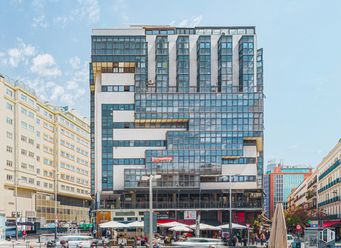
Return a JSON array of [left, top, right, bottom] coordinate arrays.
[[22, 229, 27, 241]]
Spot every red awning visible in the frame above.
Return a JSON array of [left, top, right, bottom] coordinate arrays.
[[323, 220, 341, 227], [157, 219, 195, 225]]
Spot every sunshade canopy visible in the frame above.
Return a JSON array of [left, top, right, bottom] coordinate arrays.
[[126, 221, 144, 228], [99, 221, 127, 229], [158, 221, 188, 228], [219, 223, 247, 229], [268, 203, 288, 248], [189, 223, 222, 231], [169, 226, 193, 232]]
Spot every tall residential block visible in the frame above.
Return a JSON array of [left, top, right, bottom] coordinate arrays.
[[264, 163, 312, 218], [0, 75, 91, 225], [90, 26, 264, 224]]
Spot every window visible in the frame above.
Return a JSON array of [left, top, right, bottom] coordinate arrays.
[[6, 175, 13, 181], [6, 117, 13, 125], [6, 146, 13, 153], [21, 94, 27, 101], [6, 88, 13, 97], [6, 131, 13, 139], [6, 102, 13, 110], [6, 160, 13, 167]]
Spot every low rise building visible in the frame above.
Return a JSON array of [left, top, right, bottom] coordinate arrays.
[[0, 74, 91, 225]]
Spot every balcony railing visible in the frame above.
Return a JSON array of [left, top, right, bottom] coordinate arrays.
[[100, 200, 262, 210], [310, 214, 341, 221], [318, 196, 340, 207], [319, 159, 340, 181], [318, 178, 340, 194]]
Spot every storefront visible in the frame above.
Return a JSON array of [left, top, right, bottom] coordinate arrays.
[[0, 214, 5, 241], [323, 220, 341, 241]]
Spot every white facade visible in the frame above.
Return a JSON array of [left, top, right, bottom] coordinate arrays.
[[317, 140, 341, 218], [0, 75, 91, 224]]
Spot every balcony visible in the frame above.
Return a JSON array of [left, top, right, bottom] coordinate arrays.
[[318, 196, 340, 207], [319, 159, 340, 181], [101, 200, 262, 210], [310, 214, 341, 221], [318, 178, 340, 194]]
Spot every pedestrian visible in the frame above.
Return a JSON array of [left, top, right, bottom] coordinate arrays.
[[153, 240, 160, 248], [260, 232, 266, 246], [22, 229, 27, 241], [92, 228, 97, 238]]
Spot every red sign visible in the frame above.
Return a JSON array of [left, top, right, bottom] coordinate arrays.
[[152, 157, 173, 163], [296, 224, 301, 231]]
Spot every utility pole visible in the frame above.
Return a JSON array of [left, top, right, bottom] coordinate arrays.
[[229, 175, 233, 245], [149, 176, 153, 247]]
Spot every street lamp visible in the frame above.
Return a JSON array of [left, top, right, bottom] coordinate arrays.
[[141, 174, 161, 247], [54, 172, 60, 242], [15, 178, 23, 241], [229, 174, 240, 245]]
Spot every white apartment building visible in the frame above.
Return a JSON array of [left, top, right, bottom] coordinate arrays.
[[0, 74, 91, 225], [287, 178, 308, 210], [317, 139, 341, 238]]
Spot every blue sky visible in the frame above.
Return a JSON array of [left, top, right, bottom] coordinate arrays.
[[0, 0, 340, 168]]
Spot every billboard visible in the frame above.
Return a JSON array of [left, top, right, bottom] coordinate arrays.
[[184, 211, 197, 220]]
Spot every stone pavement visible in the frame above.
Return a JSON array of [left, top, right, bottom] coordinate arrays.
[[0, 239, 43, 248]]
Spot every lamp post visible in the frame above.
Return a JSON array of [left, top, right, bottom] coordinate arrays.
[[229, 174, 240, 245], [54, 173, 60, 242], [141, 174, 161, 247], [15, 178, 23, 241]]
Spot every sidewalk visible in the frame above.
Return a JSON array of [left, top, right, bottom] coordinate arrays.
[[0, 239, 43, 247]]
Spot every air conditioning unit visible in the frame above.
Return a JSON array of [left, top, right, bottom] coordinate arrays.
[[147, 79, 155, 85]]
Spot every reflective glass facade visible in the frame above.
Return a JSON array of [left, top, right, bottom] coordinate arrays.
[[90, 26, 264, 217]]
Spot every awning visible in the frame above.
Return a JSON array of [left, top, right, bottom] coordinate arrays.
[[323, 220, 341, 228]]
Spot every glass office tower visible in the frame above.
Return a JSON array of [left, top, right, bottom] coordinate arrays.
[[90, 26, 264, 225]]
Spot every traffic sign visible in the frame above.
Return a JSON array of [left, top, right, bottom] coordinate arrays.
[[296, 224, 301, 231]]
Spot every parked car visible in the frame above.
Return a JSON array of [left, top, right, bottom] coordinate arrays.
[[265, 234, 294, 248], [287, 234, 294, 247], [173, 237, 226, 247]]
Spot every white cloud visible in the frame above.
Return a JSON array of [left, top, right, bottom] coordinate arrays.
[[32, 15, 48, 28], [66, 80, 78, 90], [50, 60, 87, 105], [3, 40, 36, 67], [30, 53, 62, 77], [32, 0, 44, 10], [77, 0, 100, 22], [68, 56, 81, 69], [173, 15, 203, 27], [51, 85, 65, 102], [54, 0, 100, 25], [190, 15, 203, 27]]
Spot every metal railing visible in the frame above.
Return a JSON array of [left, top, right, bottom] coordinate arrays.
[[101, 199, 262, 210]]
